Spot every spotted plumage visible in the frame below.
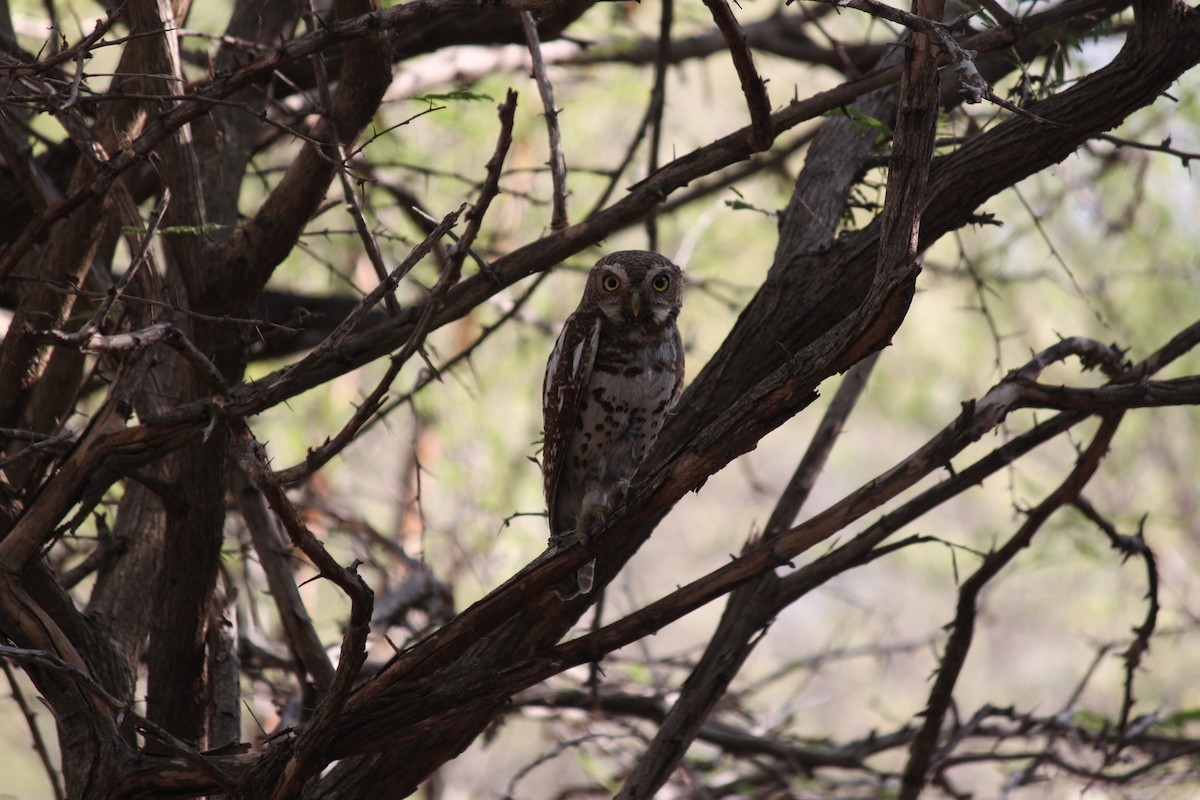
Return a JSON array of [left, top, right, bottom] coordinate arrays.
[[542, 251, 685, 599]]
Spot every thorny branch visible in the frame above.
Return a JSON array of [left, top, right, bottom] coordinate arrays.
[[702, 0, 773, 151], [520, 13, 569, 230], [1072, 495, 1161, 759], [898, 412, 1125, 800]]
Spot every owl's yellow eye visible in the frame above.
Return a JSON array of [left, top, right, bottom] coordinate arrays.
[[602, 275, 621, 292], [652, 274, 670, 292]]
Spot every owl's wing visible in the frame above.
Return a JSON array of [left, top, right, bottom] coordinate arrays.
[[542, 310, 601, 531], [669, 323, 685, 408]]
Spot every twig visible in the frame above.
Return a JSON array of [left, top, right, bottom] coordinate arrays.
[[233, 470, 337, 692], [702, 0, 773, 151], [520, 13, 569, 230], [305, 0, 400, 317], [0, 644, 239, 794], [1, 660, 65, 800], [0, 429, 77, 470], [448, 89, 517, 281], [1097, 132, 1200, 167], [643, 0, 673, 251], [59, 514, 127, 589], [985, 87, 1068, 125], [38, 322, 230, 395], [254, 206, 465, 443], [270, 91, 515, 485], [364, 270, 551, 433], [897, 413, 1125, 800], [225, 418, 373, 798], [0, 3, 124, 77], [1072, 496, 1159, 760]]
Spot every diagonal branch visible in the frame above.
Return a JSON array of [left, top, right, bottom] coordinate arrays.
[[897, 412, 1125, 800], [702, 0, 773, 151], [520, 12, 569, 230], [226, 418, 374, 799], [271, 90, 515, 487], [305, 0, 401, 318], [615, 352, 879, 800]]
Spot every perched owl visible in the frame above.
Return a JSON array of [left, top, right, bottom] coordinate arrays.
[[542, 251, 685, 600]]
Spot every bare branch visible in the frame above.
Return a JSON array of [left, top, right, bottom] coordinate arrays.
[[520, 13, 569, 230], [898, 413, 1125, 799], [1, 659, 65, 800], [227, 418, 374, 798], [702, 0, 773, 151]]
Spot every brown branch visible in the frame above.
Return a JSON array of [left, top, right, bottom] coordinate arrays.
[[270, 90, 514, 486], [226, 419, 374, 799], [233, 470, 337, 693], [763, 350, 879, 538], [1072, 495, 1160, 760], [0, 644, 240, 794], [897, 412, 1125, 800], [520, 12, 569, 230], [1097, 132, 1200, 166], [38, 322, 230, 396], [702, 0, 773, 152], [0, 3, 124, 78], [305, 0, 401, 319]]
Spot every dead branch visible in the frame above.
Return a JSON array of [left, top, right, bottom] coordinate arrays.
[[520, 13, 569, 230], [702, 0, 773, 151]]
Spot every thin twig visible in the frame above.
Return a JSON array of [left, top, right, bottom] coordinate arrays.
[[305, 0, 400, 316], [270, 93, 515, 486], [364, 270, 551, 433], [258, 206, 465, 446], [1, 660, 65, 800], [644, 0, 673, 251], [1097, 132, 1200, 166], [520, 12, 569, 230], [1072, 496, 1160, 760], [75, 189, 171, 342], [225, 419, 373, 797], [38, 322, 230, 395], [897, 413, 1125, 800], [234, 469, 337, 692], [0, 644, 240, 794]]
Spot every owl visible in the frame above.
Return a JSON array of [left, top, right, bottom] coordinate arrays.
[[542, 250, 685, 600]]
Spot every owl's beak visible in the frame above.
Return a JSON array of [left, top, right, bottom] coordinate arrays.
[[628, 290, 644, 319]]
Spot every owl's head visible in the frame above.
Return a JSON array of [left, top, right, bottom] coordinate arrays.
[[583, 250, 684, 325]]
